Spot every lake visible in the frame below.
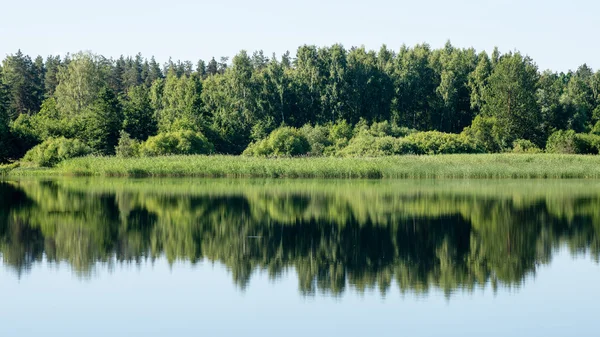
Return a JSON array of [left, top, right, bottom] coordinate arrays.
[[1, 178, 599, 336]]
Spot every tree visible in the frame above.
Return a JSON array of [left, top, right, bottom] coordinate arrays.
[[44, 55, 62, 98], [83, 87, 123, 155], [1, 50, 43, 118], [0, 68, 11, 162], [122, 85, 157, 140], [206, 57, 218, 76], [468, 51, 492, 111], [158, 70, 203, 132], [54, 52, 108, 116], [481, 52, 541, 145], [391, 44, 438, 130]]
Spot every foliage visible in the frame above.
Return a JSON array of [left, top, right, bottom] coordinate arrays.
[[22, 137, 91, 167], [243, 126, 310, 157], [462, 115, 506, 152], [299, 124, 332, 156], [115, 131, 140, 158], [139, 130, 214, 156], [1, 45, 600, 158], [512, 139, 543, 153], [82, 88, 123, 155], [404, 131, 483, 155], [546, 130, 600, 154]]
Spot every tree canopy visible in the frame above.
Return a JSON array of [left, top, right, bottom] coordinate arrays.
[[1, 42, 600, 162]]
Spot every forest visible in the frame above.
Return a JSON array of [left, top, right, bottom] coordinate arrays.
[[1, 42, 600, 165]]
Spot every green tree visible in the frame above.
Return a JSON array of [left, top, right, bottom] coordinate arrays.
[[83, 88, 123, 155], [158, 70, 203, 132], [44, 55, 62, 98], [122, 85, 157, 140], [481, 52, 541, 145], [1, 50, 43, 118], [54, 52, 108, 116]]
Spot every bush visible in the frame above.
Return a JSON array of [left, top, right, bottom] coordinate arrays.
[[339, 131, 421, 157], [329, 120, 353, 143], [340, 133, 398, 157], [591, 121, 600, 136], [23, 137, 91, 167], [300, 124, 332, 156], [115, 131, 140, 158], [404, 131, 484, 155], [546, 130, 600, 154], [368, 120, 416, 138], [243, 127, 310, 157], [462, 115, 507, 152], [512, 139, 543, 153], [139, 130, 214, 156]]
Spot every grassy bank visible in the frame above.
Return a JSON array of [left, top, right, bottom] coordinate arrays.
[[7, 154, 600, 179]]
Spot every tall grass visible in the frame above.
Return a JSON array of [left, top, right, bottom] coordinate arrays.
[[8, 153, 600, 179]]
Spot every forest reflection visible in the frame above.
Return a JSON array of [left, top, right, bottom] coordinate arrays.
[[1, 179, 599, 296]]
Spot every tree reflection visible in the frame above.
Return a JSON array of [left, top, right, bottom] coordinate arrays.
[[1, 179, 599, 295]]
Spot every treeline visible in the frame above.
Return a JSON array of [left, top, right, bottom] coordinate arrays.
[[1, 42, 600, 162]]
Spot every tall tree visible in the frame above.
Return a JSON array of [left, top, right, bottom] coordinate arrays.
[[122, 85, 157, 140], [83, 87, 123, 155], [44, 55, 62, 98], [158, 69, 203, 132], [54, 52, 108, 116], [1, 50, 42, 117], [481, 52, 540, 145]]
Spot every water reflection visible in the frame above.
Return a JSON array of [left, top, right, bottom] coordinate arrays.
[[1, 179, 599, 296]]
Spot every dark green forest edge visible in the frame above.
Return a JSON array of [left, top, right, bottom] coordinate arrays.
[[2, 42, 600, 176], [2, 179, 600, 295]]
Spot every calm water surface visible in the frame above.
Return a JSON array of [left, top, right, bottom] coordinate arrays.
[[1, 178, 599, 336]]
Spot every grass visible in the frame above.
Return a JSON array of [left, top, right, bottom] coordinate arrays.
[[7, 153, 600, 179]]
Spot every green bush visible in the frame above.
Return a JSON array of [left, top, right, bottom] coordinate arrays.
[[243, 127, 310, 157], [512, 139, 543, 153], [340, 133, 398, 157], [329, 120, 353, 143], [575, 134, 600, 154], [23, 137, 91, 167], [299, 124, 332, 156], [591, 121, 600, 136], [115, 131, 140, 158], [546, 130, 600, 154], [140, 130, 214, 156], [462, 115, 507, 152], [405, 131, 483, 155], [368, 120, 416, 138]]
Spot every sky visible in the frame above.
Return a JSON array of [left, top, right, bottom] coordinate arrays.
[[0, 0, 598, 72]]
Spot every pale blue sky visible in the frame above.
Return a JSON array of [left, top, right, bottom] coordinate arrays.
[[1, 0, 597, 72]]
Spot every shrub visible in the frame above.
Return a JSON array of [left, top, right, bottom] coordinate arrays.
[[340, 133, 398, 157], [405, 131, 483, 155], [243, 127, 310, 157], [462, 115, 506, 152], [546, 130, 577, 154], [23, 137, 91, 167], [575, 134, 600, 154], [546, 130, 600, 154], [300, 124, 332, 156], [546, 131, 597, 154], [329, 120, 353, 143], [115, 131, 140, 158], [368, 120, 416, 138], [339, 132, 421, 157], [512, 139, 543, 153], [139, 130, 214, 156], [591, 121, 600, 136]]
